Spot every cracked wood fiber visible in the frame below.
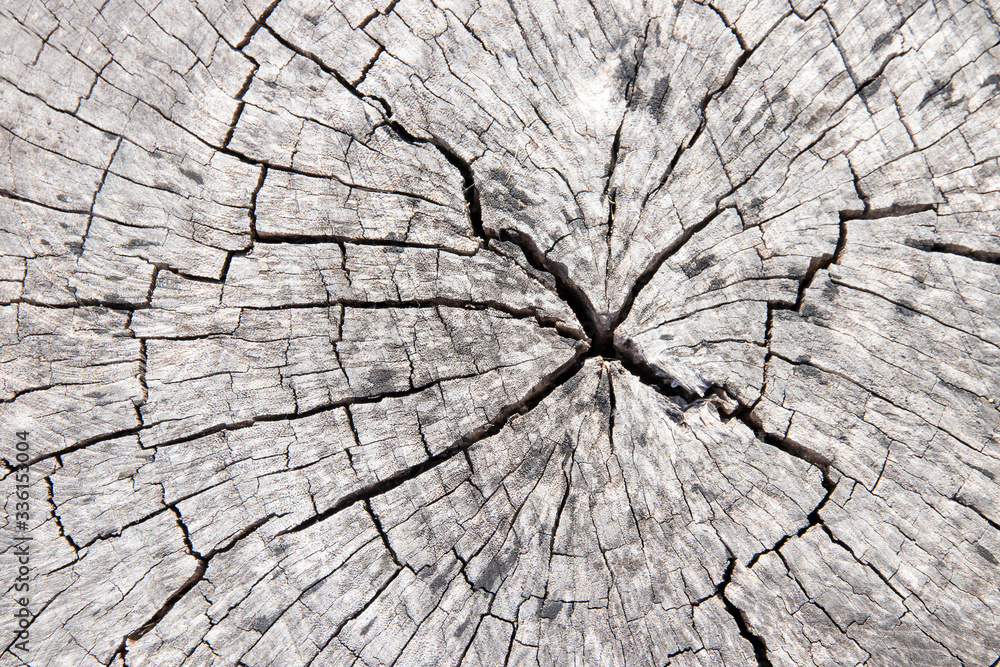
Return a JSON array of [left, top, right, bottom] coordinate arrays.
[[1, 0, 999, 665]]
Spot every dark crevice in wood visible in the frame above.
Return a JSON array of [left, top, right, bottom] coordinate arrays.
[[841, 202, 937, 221], [348, 234, 478, 255], [703, 2, 750, 50], [254, 232, 477, 255], [10, 362, 552, 472], [905, 240, 1000, 265], [854, 48, 909, 110], [352, 44, 384, 87], [612, 205, 730, 332], [379, 122, 596, 347], [0, 186, 90, 215], [715, 341, 835, 484], [8, 425, 145, 474], [142, 368, 498, 448], [502, 616, 518, 667], [659, 143, 685, 188], [544, 460, 576, 586], [357, 0, 399, 30], [606, 367, 617, 452], [248, 165, 266, 241], [263, 25, 391, 116], [134, 298, 582, 340], [384, 121, 487, 243], [71, 501, 175, 552], [497, 228, 611, 354], [235, 0, 284, 49], [0, 383, 59, 405], [342, 405, 361, 473], [119, 512, 277, 653], [612, 336, 705, 405], [664, 646, 695, 663], [218, 165, 267, 284], [170, 506, 203, 559], [718, 557, 774, 667], [44, 475, 81, 555], [344, 298, 583, 339], [8, 296, 150, 311], [226, 154, 457, 208], [727, 404, 834, 487], [224, 62, 258, 147], [603, 124, 624, 201], [78, 134, 123, 274], [364, 498, 402, 567], [74, 56, 113, 115], [274, 346, 588, 536], [822, 9, 864, 92], [337, 70, 612, 350], [790, 218, 846, 311], [453, 607, 496, 667], [746, 478, 839, 569], [949, 494, 1000, 533], [136, 338, 149, 406], [604, 186, 617, 304]]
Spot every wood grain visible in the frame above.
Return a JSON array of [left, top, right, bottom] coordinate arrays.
[[1, 0, 998, 665]]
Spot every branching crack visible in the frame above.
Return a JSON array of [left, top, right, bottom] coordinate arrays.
[[724, 402, 835, 487], [275, 346, 587, 535], [747, 478, 839, 569], [115, 512, 277, 656], [718, 557, 774, 667]]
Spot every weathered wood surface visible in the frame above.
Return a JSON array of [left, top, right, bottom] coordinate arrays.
[[1, 0, 999, 665]]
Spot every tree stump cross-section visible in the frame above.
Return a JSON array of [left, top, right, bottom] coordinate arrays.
[[1, 0, 999, 665]]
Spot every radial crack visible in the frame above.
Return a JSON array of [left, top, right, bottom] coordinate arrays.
[[275, 346, 588, 535]]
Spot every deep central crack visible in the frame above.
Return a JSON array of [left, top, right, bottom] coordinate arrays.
[[265, 17, 669, 376], [414, 132, 700, 385], [400, 109, 847, 495]]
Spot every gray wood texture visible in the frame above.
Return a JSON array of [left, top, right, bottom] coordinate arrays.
[[1, 0, 999, 665]]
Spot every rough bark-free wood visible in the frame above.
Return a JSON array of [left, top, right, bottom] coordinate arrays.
[[1, 0, 998, 665]]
